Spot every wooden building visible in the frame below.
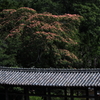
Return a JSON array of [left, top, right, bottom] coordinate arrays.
[[0, 67, 100, 100]]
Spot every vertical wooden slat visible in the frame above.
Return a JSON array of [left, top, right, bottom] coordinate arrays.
[[70, 87, 74, 100], [94, 87, 97, 100], [47, 87, 51, 100], [5, 86, 8, 100], [24, 87, 29, 100], [86, 87, 89, 100], [64, 88, 67, 100], [43, 87, 47, 100]]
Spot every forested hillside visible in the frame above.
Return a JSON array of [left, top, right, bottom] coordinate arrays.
[[0, 0, 100, 68]]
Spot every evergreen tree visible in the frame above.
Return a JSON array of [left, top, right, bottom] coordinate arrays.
[[0, 39, 16, 66], [72, 2, 100, 68]]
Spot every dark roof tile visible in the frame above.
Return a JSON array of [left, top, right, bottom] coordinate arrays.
[[0, 67, 100, 87]]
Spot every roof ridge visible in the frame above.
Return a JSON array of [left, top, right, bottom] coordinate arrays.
[[0, 66, 100, 72]]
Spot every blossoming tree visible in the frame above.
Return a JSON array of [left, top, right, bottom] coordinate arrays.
[[0, 7, 83, 68]]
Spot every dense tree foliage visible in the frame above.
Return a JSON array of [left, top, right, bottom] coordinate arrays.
[[0, 7, 82, 68], [0, 1, 100, 100], [71, 2, 100, 68], [0, 0, 100, 68]]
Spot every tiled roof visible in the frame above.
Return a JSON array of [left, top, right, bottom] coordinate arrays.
[[0, 67, 100, 87]]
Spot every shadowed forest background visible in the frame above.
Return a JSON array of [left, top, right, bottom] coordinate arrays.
[[0, 0, 100, 68]]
